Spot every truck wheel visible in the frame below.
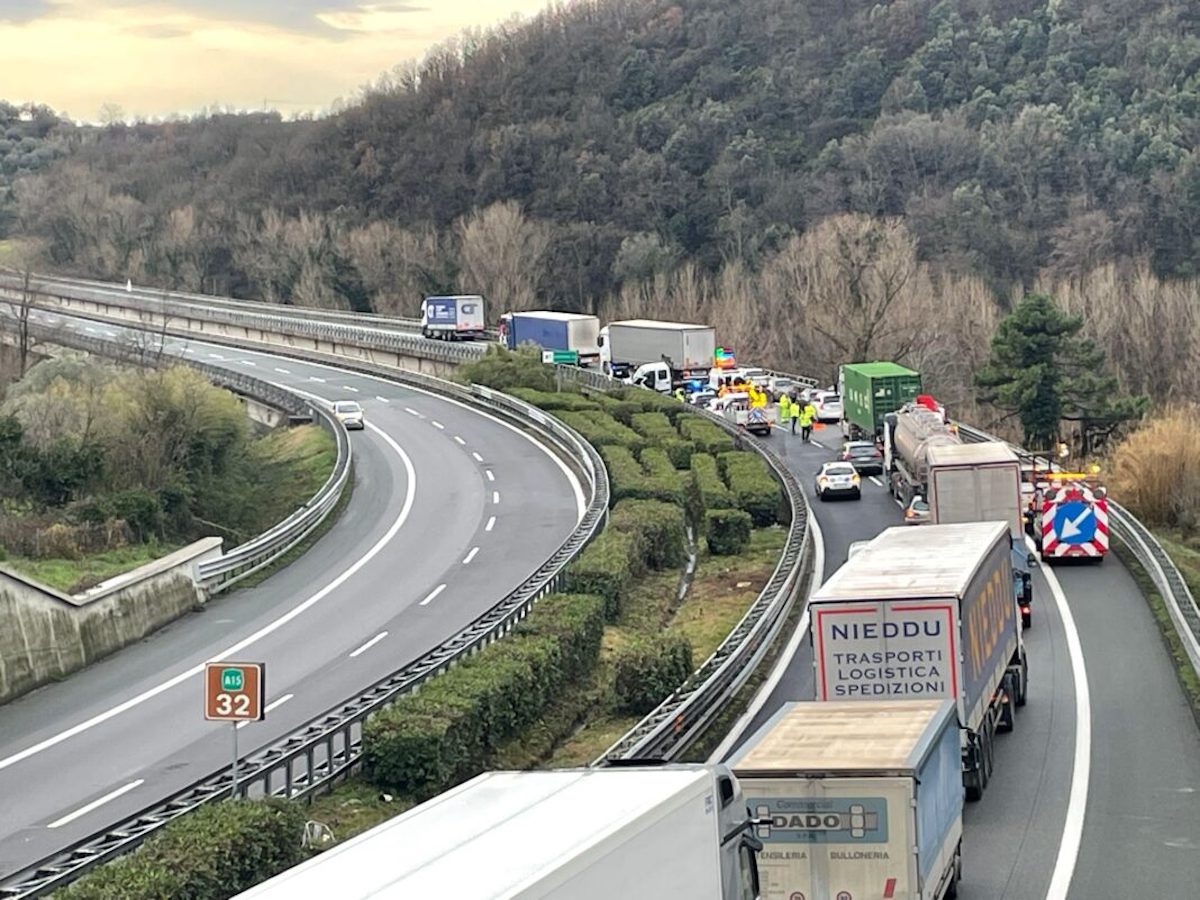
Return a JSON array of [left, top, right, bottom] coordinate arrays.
[[984, 724, 995, 780], [945, 846, 962, 898]]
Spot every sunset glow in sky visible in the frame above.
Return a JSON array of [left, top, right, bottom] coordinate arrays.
[[0, 1, 552, 120]]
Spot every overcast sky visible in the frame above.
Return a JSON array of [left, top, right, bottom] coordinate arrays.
[[1, 0, 552, 121]]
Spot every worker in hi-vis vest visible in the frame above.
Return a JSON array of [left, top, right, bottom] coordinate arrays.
[[798, 402, 816, 441], [778, 394, 792, 431]]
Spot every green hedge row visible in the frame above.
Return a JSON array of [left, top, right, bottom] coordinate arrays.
[[557, 411, 646, 452], [507, 387, 599, 412], [600, 445, 686, 506], [706, 508, 754, 555], [679, 416, 736, 455], [610, 499, 687, 571], [593, 390, 687, 424], [630, 411, 676, 444], [719, 452, 784, 526], [565, 528, 643, 619], [613, 635, 695, 715], [363, 593, 607, 800], [55, 800, 307, 900], [688, 453, 734, 516]]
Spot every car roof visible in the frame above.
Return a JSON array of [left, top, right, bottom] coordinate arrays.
[[822, 461, 855, 470]]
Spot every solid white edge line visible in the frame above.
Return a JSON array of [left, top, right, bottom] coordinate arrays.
[[485, 470, 495, 482], [463, 547, 479, 565], [486, 516, 496, 532], [708, 507, 825, 763], [349, 631, 389, 658], [419, 584, 447, 607], [0, 422, 417, 773], [47, 779, 145, 829], [1038, 535, 1090, 900]]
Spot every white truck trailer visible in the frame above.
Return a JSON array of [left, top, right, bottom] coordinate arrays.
[[234, 765, 763, 900], [810, 522, 1028, 801], [731, 700, 963, 900], [598, 319, 716, 387]]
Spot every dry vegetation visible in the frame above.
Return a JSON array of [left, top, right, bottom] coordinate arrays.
[[1109, 406, 1200, 531]]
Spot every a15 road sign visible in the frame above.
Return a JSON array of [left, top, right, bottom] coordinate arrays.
[[204, 661, 265, 722]]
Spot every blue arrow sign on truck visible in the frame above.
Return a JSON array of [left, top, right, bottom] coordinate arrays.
[[1053, 500, 1095, 544]]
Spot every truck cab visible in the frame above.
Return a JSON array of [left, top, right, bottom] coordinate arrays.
[[628, 361, 673, 393]]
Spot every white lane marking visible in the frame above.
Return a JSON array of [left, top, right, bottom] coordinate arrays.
[[486, 516, 496, 532], [453, 435, 466, 445], [343, 386, 359, 393], [432, 421, 445, 430], [492, 491, 500, 504], [237, 692, 294, 728], [309, 376, 326, 383], [404, 407, 420, 416], [419, 584, 447, 607], [869, 476, 883, 487], [472, 452, 484, 463], [462, 547, 479, 565], [47, 779, 145, 829], [241, 360, 257, 366], [208, 353, 224, 360], [102, 330, 116, 337], [485, 470, 495, 482], [83, 326, 97, 333], [0, 423, 416, 772], [376, 396, 389, 403], [349, 632, 388, 658], [180, 347, 192, 353], [1040, 535, 1091, 900], [274, 367, 291, 374], [709, 507, 825, 763]]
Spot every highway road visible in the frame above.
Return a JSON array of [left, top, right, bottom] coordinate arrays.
[[720, 423, 1200, 899], [0, 316, 584, 877]]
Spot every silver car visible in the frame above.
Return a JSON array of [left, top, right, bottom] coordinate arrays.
[[332, 400, 365, 430], [814, 461, 861, 501], [813, 391, 844, 423]]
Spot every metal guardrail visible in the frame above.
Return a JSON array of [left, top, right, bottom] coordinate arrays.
[[0, 323, 609, 899], [956, 423, 1200, 678], [14, 320, 352, 596]]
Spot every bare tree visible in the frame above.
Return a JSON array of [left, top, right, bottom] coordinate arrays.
[[346, 221, 443, 316], [2, 241, 49, 377], [456, 201, 550, 316]]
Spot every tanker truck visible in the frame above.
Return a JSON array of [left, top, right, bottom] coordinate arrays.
[[884, 404, 1035, 628]]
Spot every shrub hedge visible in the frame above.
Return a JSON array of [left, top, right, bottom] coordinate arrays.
[[630, 411, 676, 444], [514, 593, 607, 683], [600, 445, 685, 506], [610, 499, 687, 571], [689, 453, 735, 516], [679, 416, 736, 454], [706, 508, 754, 555], [507, 388, 599, 412], [719, 451, 783, 526], [56, 800, 307, 900], [565, 528, 643, 619], [613, 635, 695, 715], [557, 411, 646, 452]]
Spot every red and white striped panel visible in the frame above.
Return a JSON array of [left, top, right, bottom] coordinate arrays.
[[1041, 485, 1109, 558]]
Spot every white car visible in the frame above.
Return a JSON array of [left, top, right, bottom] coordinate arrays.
[[766, 376, 796, 400], [814, 461, 861, 501], [813, 391, 843, 423], [332, 400, 365, 430]]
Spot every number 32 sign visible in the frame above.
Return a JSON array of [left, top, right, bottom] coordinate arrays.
[[205, 662, 265, 722]]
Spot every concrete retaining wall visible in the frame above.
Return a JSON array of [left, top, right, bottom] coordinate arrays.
[[0, 538, 223, 704]]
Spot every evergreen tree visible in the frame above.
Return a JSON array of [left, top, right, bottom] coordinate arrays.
[[975, 292, 1147, 452]]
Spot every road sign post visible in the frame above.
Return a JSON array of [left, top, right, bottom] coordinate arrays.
[[205, 662, 265, 798]]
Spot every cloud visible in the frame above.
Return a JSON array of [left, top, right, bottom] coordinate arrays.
[[0, 0, 53, 24], [114, 1, 428, 35]]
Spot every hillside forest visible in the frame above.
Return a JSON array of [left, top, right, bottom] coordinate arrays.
[[5, 0, 1200, 420]]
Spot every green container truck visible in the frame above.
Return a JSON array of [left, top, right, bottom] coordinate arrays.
[[839, 361, 922, 439]]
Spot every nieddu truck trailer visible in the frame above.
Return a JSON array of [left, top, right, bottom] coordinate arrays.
[[731, 700, 963, 900], [809, 521, 1028, 800], [234, 766, 763, 900]]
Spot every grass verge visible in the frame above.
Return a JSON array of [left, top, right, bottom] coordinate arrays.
[[1113, 541, 1200, 728], [2, 541, 185, 593]]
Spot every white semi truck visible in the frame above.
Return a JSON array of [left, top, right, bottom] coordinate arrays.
[[731, 699, 963, 900], [598, 319, 716, 390], [234, 765, 763, 899], [810, 522, 1028, 801]]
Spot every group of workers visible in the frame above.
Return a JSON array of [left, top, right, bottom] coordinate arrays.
[[779, 393, 817, 440]]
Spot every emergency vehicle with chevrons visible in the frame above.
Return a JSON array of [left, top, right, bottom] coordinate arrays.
[[1025, 469, 1109, 563]]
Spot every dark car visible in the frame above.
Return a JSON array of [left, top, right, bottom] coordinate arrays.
[[841, 441, 883, 475]]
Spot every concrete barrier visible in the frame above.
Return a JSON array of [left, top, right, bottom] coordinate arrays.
[[0, 538, 223, 703]]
